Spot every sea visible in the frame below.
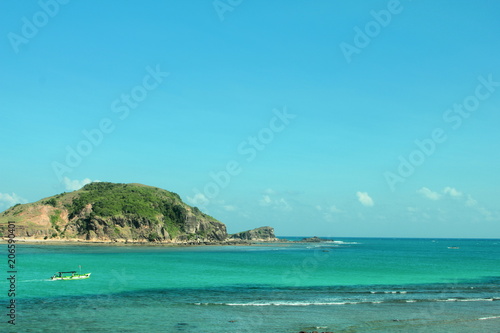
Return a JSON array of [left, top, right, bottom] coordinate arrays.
[[2, 237, 500, 332]]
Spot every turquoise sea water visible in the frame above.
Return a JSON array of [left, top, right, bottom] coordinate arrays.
[[2, 238, 500, 332]]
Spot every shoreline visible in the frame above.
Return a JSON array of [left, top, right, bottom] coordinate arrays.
[[0, 237, 283, 247], [0, 235, 339, 247]]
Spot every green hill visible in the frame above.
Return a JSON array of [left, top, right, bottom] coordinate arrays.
[[0, 182, 228, 243]]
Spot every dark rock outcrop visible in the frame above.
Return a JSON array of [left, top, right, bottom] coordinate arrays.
[[229, 226, 278, 242], [300, 236, 330, 242]]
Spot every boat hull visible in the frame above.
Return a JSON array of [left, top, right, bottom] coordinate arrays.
[[51, 273, 91, 281]]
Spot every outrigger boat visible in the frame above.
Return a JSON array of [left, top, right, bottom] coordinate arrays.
[[51, 271, 91, 281]]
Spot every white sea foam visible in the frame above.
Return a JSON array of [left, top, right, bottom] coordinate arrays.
[[376, 291, 407, 294], [478, 316, 500, 320], [199, 301, 365, 306], [438, 298, 493, 303], [330, 241, 360, 245]]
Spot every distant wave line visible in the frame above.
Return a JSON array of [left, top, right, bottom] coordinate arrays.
[[193, 297, 499, 307]]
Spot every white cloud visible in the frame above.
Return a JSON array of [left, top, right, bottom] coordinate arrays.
[[443, 187, 462, 198], [477, 206, 493, 219], [276, 198, 292, 211], [462, 194, 493, 220], [63, 177, 100, 191], [223, 205, 237, 212], [207, 199, 239, 212], [417, 187, 495, 222], [0, 192, 28, 209], [259, 195, 272, 206], [318, 205, 342, 222], [259, 193, 292, 211], [418, 186, 465, 200], [263, 188, 275, 195], [465, 195, 478, 207], [356, 191, 374, 207], [322, 213, 335, 223], [417, 187, 441, 200], [329, 205, 342, 213], [317, 204, 342, 213], [187, 192, 209, 207]]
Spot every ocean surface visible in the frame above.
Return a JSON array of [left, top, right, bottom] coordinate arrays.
[[2, 238, 500, 332]]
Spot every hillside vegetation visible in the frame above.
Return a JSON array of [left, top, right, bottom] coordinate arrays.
[[0, 182, 227, 243]]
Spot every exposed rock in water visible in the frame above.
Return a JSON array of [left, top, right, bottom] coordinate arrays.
[[300, 236, 330, 242], [229, 226, 278, 242]]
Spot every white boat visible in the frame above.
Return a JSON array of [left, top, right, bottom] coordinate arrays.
[[51, 271, 91, 281]]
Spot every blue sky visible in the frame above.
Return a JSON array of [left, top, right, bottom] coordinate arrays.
[[1, 0, 499, 238]]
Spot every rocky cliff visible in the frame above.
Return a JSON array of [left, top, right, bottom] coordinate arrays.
[[229, 226, 278, 242], [0, 182, 229, 243]]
